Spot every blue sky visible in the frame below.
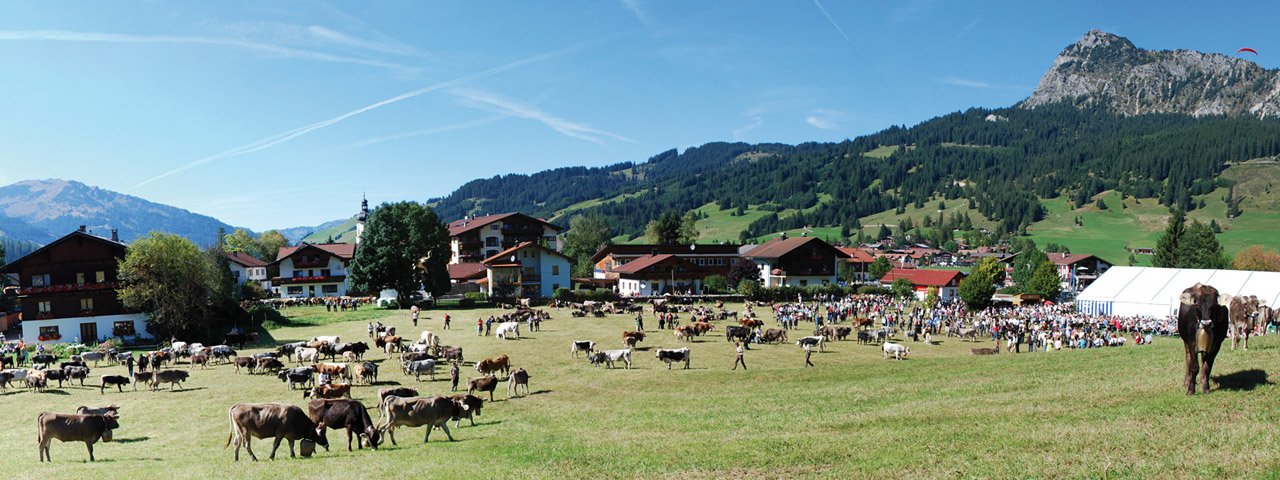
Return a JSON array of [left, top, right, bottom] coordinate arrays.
[[0, 1, 1275, 231]]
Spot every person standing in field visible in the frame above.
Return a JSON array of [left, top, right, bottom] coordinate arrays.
[[444, 314, 451, 330], [411, 305, 420, 327], [450, 361, 460, 391], [477, 318, 483, 336], [635, 312, 644, 332], [804, 344, 814, 367], [732, 343, 747, 370]]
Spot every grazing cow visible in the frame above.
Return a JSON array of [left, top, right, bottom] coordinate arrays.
[[622, 331, 645, 348], [571, 340, 596, 358], [400, 351, 434, 363], [832, 326, 853, 341], [152, 370, 190, 391], [277, 342, 306, 362], [655, 348, 691, 370], [257, 358, 284, 372], [507, 368, 530, 397], [37, 412, 120, 462], [132, 372, 153, 391], [448, 394, 484, 427], [295, 348, 320, 364], [467, 376, 499, 402], [739, 318, 764, 329], [75, 405, 119, 416], [63, 366, 90, 386], [796, 336, 825, 352], [377, 387, 419, 406], [345, 342, 370, 360], [231, 356, 256, 374], [354, 362, 378, 385], [495, 321, 520, 339], [308, 398, 381, 451], [225, 402, 328, 461], [189, 353, 210, 370], [278, 369, 315, 390], [475, 355, 510, 378], [403, 359, 437, 381], [312, 362, 349, 381], [304, 383, 353, 399], [26, 371, 48, 392], [883, 342, 909, 360], [761, 328, 788, 344], [379, 335, 404, 354], [595, 349, 632, 369], [1178, 283, 1230, 395], [673, 325, 694, 342], [100, 375, 130, 394], [418, 331, 440, 348], [378, 395, 470, 444], [32, 353, 56, 365], [43, 369, 68, 388]]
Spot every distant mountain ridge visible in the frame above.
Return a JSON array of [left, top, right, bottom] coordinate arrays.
[[1023, 29, 1280, 117], [0, 179, 235, 247]]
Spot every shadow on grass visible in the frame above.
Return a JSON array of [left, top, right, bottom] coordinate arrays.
[[41, 389, 71, 395], [1213, 369, 1272, 391], [114, 436, 150, 444], [528, 389, 552, 395]]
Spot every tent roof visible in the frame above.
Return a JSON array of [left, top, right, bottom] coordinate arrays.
[[1078, 266, 1280, 308]]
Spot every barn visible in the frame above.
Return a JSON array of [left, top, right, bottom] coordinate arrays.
[[1075, 266, 1280, 318]]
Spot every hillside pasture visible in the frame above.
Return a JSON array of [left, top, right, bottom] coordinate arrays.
[[5, 304, 1279, 478]]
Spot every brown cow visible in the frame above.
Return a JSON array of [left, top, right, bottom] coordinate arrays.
[[225, 402, 328, 461], [308, 398, 380, 451], [507, 368, 530, 397], [448, 394, 484, 427], [189, 353, 209, 370], [132, 371, 154, 391], [75, 405, 120, 416], [761, 328, 788, 344], [1178, 283, 1230, 395], [378, 395, 470, 444], [304, 383, 352, 399], [622, 331, 646, 345], [475, 355, 510, 378], [312, 362, 349, 380], [37, 412, 120, 462], [377, 387, 419, 405], [151, 370, 189, 391], [233, 356, 257, 374], [467, 375, 499, 402]]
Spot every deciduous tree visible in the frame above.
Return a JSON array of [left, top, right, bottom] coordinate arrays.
[[118, 232, 215, 340], [348, 202, 450, 306]]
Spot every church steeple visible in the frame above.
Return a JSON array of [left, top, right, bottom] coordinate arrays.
[[356, 193, 369, 247]]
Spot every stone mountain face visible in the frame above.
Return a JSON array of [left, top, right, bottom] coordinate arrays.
[[1022, 29, 1280, 117], [0, 179, 235, 246]]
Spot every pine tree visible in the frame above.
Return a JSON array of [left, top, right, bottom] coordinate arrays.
[[1181, 220, 1228, 269], [1152, 210, 1186, 268]]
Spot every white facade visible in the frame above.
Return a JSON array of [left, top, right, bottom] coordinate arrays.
[[228, 262, 271, 291], [754, 260, 835, 288], [452, 220, 561, 264], [278, 256, 349, 298], [485, 245, 572, 298], [21, 313, 150, 345], [618, 278, 703, 296]]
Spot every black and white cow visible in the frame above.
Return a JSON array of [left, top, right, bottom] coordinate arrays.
[[571, 341, 596, 358], [403, 359, 437, 381], [655, 348, 690, 370], [590, 349, 632, 369], [796, 336, 825, 352]]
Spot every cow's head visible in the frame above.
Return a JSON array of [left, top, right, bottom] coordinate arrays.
[[1180, 283, 1221, 325], [363, 426, 382, 450], [99, 415, 120, 442]]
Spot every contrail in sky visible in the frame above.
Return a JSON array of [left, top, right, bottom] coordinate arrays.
[[135, 37, 612, 188], [811, 0, 851, 44]]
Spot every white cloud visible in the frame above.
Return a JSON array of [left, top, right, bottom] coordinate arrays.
[[620, 0, 651, 25], [949, 17, 983, 43], [340, 115, 505, 150], [805, 109, 844, 130], [811, 0, 851, 44], [306, 25, 422, 57], [451, 88, 631, 145], [940, 77, 992, 88], [806, 116, 837, 130], [733, 116, 763, 140]]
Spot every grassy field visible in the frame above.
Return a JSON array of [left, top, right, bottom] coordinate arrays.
[[6, 304, 1280, 478]]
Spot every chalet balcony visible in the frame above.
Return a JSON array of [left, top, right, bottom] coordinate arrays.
[[273, 275, 347, 285], [19, 281, 121, 296]]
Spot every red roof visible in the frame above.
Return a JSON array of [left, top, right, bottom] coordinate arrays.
[[837, 247, 876, 263], [1048, 253, 1108, 267], [880, 268, 966, 287], [447, 213, 561, 237], [743, 237, 850, 260], [480, 241, 573, 265], [613, 254, 678, 274], [448, 262, 487, 281], [225, 251, 268, 268], [275, 243, 356, 261]]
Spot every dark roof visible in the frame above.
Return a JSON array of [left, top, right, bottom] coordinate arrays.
[[837, 247, 876, 263], [1048, 253, 1112, 267], [225, 251, 268, 268], [448, 262, 487, 281], [447, 213, 562, 237], [880, 268, 966, 287], [588, 243, 742, 264], [480, 242, 574, 265], [743, 237, 850, 260], [0, 230, 127, 274], [612, 254, 677, 275], [274, 243, 356, 262]]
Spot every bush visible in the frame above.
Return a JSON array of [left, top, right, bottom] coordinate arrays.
[[737, 279, 761, 299], [890, 278, 915, 299], [553, 288, 574, 301], [702, 275, 728, 294], [857, 285, 889, 295], [463, 291, 488, 302]]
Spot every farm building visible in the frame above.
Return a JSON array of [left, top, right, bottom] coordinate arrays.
[[879, 268, 966, 301], [1075, 266, 1280, 318]]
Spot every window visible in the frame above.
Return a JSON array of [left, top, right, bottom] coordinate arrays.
[[76, 273, 85, 285], [552, 283, 560, 290], [551, 265, 560, 275], [38, 326, 60, 340], [321, 284, 339, 294], [799, 280, 809, 287], [491, 224, 500, 230], [112, 321, 136, 337], [80, 298, 94, 311], [31, 274, 50, 287], [486, 237, 499, 247], [232, 271, 241, 281], [95, 271, 106, 283], [38, 301, 51, 313], [320, 269, 331, 277], [287, 286, 303, 295]]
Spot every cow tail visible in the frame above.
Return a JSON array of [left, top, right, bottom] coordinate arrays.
[[225, 409, 235, 449]]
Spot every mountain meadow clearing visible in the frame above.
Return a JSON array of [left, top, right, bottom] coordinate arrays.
[[4, 304, 1279, 479]]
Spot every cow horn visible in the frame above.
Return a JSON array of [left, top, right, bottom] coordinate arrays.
[[1218, 294, 1234, 307], [1180, 292, 1195, 306]]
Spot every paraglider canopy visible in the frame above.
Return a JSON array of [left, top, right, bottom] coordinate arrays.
[[1237, 47, 1258, 55]]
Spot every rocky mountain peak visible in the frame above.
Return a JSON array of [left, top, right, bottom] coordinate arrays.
[[1022, 30, 1280, 117]]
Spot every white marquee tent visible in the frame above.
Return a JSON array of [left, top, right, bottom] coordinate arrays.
[[1075, 266, 1280, 318]]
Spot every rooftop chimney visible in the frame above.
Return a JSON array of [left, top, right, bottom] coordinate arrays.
[[77, 225, 86, 233], [111, 229, 119, 242]]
